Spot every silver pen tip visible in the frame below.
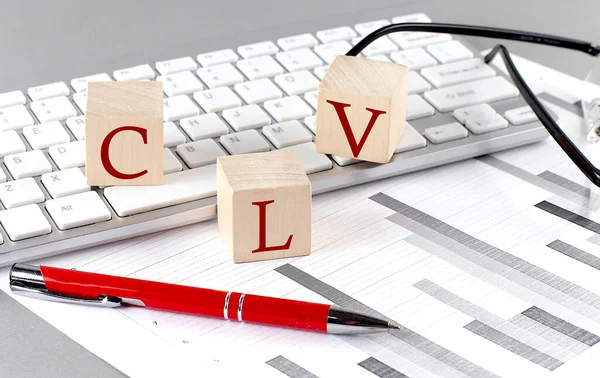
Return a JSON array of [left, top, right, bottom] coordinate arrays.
[[388, 323, 400, 330]]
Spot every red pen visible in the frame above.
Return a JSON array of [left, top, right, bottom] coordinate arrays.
[[9, 264, 397, 334]]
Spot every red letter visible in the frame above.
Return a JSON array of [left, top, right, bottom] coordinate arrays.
[[100, 126, 148, 180], [251, 200, 293, 253], [326, 100, 387, 158]]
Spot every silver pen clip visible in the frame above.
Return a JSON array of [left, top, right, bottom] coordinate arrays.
[[9, 263, 122, 308]]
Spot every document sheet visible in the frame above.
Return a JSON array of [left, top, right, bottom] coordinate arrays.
[[3, 55, 600, 377]]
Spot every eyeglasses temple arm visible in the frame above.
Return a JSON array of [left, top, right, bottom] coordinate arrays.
[[347, 23, 600, 57], [484, 44, 600, 187]]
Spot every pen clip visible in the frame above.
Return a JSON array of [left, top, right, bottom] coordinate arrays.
[[10, 282, 122, 308]]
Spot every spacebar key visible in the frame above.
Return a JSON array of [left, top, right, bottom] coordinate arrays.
[[104, 165, 217, 217], [424, 77, 519, 112]]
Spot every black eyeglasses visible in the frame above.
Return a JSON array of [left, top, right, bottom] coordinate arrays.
[[347, 23, 600, 187]]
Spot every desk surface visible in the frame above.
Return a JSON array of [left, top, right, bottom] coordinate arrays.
[[1, 0, 598, 376]]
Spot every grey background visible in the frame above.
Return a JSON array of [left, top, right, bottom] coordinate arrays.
[[0, 0, 599, 377]]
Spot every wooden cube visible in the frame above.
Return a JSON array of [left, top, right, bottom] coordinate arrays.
[[217, 149, 312, 263], [85, 81, 164, 186], [316, 56, 408, 163]]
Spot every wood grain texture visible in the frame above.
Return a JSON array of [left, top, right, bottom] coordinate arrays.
[[85, 81, 164, 186], [316, 56, 408, 164], [217, 149, 312, 263]]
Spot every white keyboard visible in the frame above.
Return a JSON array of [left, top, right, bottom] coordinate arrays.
[[0, 13, 550, 266]]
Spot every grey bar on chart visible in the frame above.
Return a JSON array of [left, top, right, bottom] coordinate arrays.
[[414, 279, 576, 362], [547, 240, 600, 271], [266, 356, 319, 378], [404, 232, 600, 337], [535, 201, 600, 234], [538, 171, 591, 199], [588, 233, 600, 246], [522, 307, 600, 347], [509, 314, 589, 355], [464, 321, 563, 370], [475, 156, 588, 205], [359, 357, 409, 378], [371, 192, 600, 314], [275, 264, 499, 378]]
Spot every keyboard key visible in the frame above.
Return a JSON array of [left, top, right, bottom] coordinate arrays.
[[354, 19, 390, 36], [316, 26, 357, 43], [104, 165, 217, 217], [465, 113, 509, 134], [331, 155, 360, 166], [163, 95, 200, 121], [424, 122, 468, 144], [0, 105, 34, 131], [71, 73, 112, 93], [48, 141, 86, 170], [163, 148, 183, 174], [196, 63, 244, 89], [286, 142, 332, 174], [264, 96, 313, 122], [223, 105, 271, 132], [220, 129, 270, 154], [408, 72, 432, 94], [0, 169, 5, 184], [314, 41, 353, 64], [277, 34, 319, 51], [276, 48, 323, 72], [390, 48, 437, 70], [303, 91, 318, 109], [193, 87, 242, 113], [180, 113, 229, 141], [392, 13, 432, 23], [73, 92, 88, 114], [28, 82, 70, 101], [23, 121, 71, 150], [263, 120, 313, 148], [453, 104, 496, 124], [176, 139, 226, 168], [197, 49, 239, 67], [158, 71, 204, 96], [504, 106, 538, 125], [427, 40, 474, 64], [406, 95, 435, 120], [234, 79, 282, 105], [113, 64, 156, 81], [389, 32, 451, 49], [155, 56, 198, 75], [0, 90, 26, 109], [351, 36, 397, 56], [0, 178, 45, 209], [31, 96, 77, 123], [5, 150, 52, 179], [237, 41, 279, 59], [421, 58, 496, 88], [46, 191, 111, 230], [66, 116, 86, 140], [236, 56, 284, 80], [274, 71, 320, 95], [367, 55, 391, 62], [313, 65, 329, 80], [304, 116, 316, 134], [41, 168, 90, 199], [164, 121, 186, 147], [424, 77, 519, 112], [395, 123, 427, 153], [0, 131, 26, 158], [0, 204, 52, 241]]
